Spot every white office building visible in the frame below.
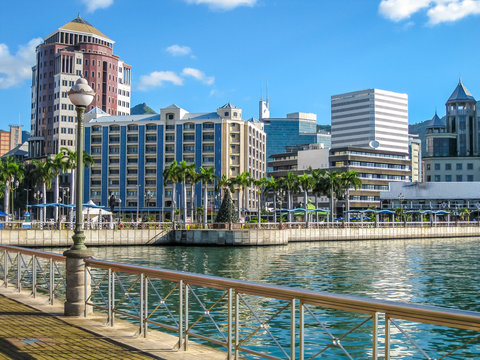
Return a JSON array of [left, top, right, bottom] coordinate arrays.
[[331, 89, 409, 153]]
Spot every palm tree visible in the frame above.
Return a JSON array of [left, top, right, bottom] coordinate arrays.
[[264, 177, 280, 223], [198, 167, 216, 228], [278, 171, 299, 223], [298, 173, 314, 226], [326, 170, 342, 223], [232, 171, 252, 220], [310, 168, 330, 223], [338, 170, 362, 221], [252, 177, 269, 228], [32, 158, 56, 223], [175, 160, 196, 227], [59, 147, 93, 223], [215, 174, 235, 193], [0, 156, 24, 219], [51, 152, 67, 222], [186, 166, 200, 223], [163, 160, 179, 225]]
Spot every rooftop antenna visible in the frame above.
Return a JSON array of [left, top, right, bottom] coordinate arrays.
[[266, 79, 269, 106]]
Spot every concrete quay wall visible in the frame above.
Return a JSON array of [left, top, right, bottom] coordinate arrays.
[[1, 226, 479, 247], [0, 228, 172, 247]]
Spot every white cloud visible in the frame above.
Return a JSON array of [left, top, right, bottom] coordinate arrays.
[[138, 71, 184, 91], [379, 0, 480, 24], [166, 45, 192, 56], [185, 0, 257, 11], [182, 67, 215, 85], [0, 38, 42, 90], [427, 0, 480, 24], [379, 0, 431, 21], [81, 0, 114, 13]]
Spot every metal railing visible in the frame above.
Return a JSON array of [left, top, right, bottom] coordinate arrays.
[[0, 245, 66, 304], [1, 220, 479, 231], [85, 257, 480, 360]]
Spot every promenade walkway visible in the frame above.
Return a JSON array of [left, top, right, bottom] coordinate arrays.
[[0, 294, 155, 360], [0, 289, 225, 360]]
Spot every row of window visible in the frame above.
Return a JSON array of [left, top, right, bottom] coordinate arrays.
[[427, 174, 474, 182], [427, 162, 474, 171]]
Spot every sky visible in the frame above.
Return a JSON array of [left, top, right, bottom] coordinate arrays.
[[2, 0, 480, 132]]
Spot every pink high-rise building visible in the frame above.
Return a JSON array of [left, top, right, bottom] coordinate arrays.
[[29, 14, 132, 158]]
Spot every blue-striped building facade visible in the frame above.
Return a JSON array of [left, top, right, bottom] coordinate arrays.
[[84, 103, 266, 219]]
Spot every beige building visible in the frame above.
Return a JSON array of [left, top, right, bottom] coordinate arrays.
[[85, 103, 266, 218]]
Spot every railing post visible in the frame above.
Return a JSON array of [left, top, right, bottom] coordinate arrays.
[[32, 255, 36, 298], [144, 275, 148, 337], [228, 288, 233, 360], [184, 282, 189, 351], [235, 291, 239, 359], [299, 301, 304, 360], [291, 298, 296, 360], [4, 249, 8, 288], [385, 313, 390, 360], [140, 273, 144, 336], [108, 268, 114, 326], [179, 280, 183, 350], [49, 259, 54, 305], [372, 312, 379, 360], [84, 264, 88, 317], [17, 253, 21, 292]]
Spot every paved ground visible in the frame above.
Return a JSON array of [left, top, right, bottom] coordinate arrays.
[[0, 287, 226, 360], [0, 294, 156, 360]]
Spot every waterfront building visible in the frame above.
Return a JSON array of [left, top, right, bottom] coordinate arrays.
[[424, 80, 480, 182], [260, 97, 331, 164], [29, 14, 131, 159], [331, 89, 409, 153], [267, 143, 329, 178], [380, 181, 480, 213], [329, 146, 411, 209], [84, 103, 266, 219], [0, 131, 10, 156], [409, 134, 422, 182]]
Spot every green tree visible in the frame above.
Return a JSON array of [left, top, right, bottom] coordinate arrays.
[[338, 170, 362, 221], [198, 167, 216, 228], [174, 160, 196, 226], [215, 187, 238, 228], [232, 171, 252, 220], [325, 170, 342, 223], [163, 160, 179, 225], [264, 177, 280, 223], [0, 156, 25, 218], [298, 173, 314, 226], [60, 147, 93, 223], [32, 158, 56, 222], [278, 171, 299, 223], [186, 165, 200, 223], [309, 168, 330, 223]]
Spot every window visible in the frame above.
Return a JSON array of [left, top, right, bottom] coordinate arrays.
[[456, 163, 463, 170], [456, 175, 463, 181], [224, 112, 229, 116], [445, 163, 451, 171], [434, 175, 440, 182], [445, 175, 452, 182], [427, 175, 431, 182], [434, 163, 440, 171], [467, 163, 474, 170], [468, 175, 474, 181]]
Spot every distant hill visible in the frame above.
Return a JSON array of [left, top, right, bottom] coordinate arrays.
[[131, 103, 157, 115], [317, 124, 331, 133]]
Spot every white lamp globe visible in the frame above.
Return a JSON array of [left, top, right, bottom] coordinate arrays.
[[68, 78, 95, 107]]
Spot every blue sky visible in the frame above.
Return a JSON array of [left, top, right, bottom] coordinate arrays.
[[1, 0, 480, 132]]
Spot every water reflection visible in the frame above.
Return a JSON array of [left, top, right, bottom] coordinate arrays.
[[49, 237, 480, 359]]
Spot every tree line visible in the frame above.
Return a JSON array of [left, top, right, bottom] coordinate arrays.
[[0, 148, 93, 221], [163, 160, 362, 227]]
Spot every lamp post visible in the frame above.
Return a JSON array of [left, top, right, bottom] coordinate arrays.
[[64, 78, 95, 316], [60, 186, 70, 221], [398, 192, 405, 224], [145, 190, 154, 219], [34, 190, 43, 224]]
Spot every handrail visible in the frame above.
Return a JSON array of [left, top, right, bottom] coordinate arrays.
[[85, 257, 480, 331], [0, 245, 66, 262]]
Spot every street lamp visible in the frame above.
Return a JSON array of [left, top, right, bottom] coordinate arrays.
[[34, 190, 43, 222], [145, 190, 154, 219], [64, 77, 94, 317], [66, 78, 94, 252]]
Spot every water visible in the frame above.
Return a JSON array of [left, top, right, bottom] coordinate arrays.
[[53, 238, 480, 358]]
